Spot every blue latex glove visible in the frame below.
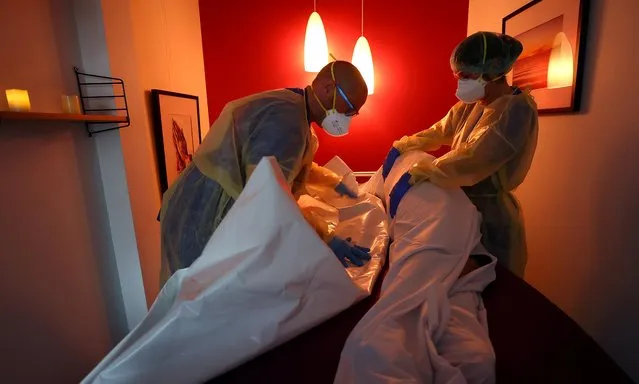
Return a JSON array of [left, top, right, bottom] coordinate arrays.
[[382, 147, 401, 180], [335, 182, 358, 199], [328, 236, 371, 267], [389, 172, 412, 218]]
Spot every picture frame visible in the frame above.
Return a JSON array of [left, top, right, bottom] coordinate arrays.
[[502, 0, 590, 113], [151, 89, 202, 194]]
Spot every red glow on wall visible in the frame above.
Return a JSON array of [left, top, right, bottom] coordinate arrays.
[[199, 0, 467, 171]]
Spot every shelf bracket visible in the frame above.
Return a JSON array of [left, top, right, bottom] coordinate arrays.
[[74, 66, 131, 137]]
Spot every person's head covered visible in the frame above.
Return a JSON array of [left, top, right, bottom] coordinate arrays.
[[312, 60, 368, 116], [450, 31, 523, 80]]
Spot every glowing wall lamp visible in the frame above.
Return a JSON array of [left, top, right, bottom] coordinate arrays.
[[304, 1, 329, 72], [351, 0, 374, 95], [547, 32, 574, 89]]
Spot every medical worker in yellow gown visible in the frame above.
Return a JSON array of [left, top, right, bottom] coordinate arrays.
[[383, 32, 539, 277], [159, 61, 371, 285]]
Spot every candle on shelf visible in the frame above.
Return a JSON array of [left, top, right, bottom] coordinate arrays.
[[61, 95, 82, 114], [5, 89, 31, 112]]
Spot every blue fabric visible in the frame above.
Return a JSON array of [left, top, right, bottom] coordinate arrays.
[[161, 163, 235, 273], [335, 182, 357, 198], [243, 106, 308, 183], [162, 89, 312, 277], [328, 236, 371, 267], [389, 172, 413, 218], [382, 147, 401, 180]]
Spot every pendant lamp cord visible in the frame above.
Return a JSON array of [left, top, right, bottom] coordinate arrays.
[[314, 0, 316, 11], [361, 0, 364, 35]]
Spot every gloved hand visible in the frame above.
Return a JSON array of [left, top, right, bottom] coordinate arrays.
[[389, 172, 412, 218], [328, 236, 371, 267], [335, 181, 358, 199], [382, 147, 401, 180]]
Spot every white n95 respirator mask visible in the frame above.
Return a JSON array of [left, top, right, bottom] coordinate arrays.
[[455, 78, 487, 104], [311, 61, 356, 137], [321, 110, 352, 137]]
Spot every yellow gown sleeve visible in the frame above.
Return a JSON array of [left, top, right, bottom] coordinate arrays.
[[410, 97, 537, 188], [393, 103, 461, 153], [298, 204, 337, 242], [297, 162, 346, 241], [249, 158, 339, 242], [306, 162, 342, 187]]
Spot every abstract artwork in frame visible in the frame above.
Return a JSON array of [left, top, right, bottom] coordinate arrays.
[[151, 89, 202, 194], [503, 0, 590, 113]]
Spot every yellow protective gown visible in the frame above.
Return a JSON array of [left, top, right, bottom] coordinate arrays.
[[394, 91, 538, 276], [159, 89, 343, 285]]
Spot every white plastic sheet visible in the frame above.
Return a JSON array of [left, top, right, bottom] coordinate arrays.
[[335, 151, 497, 384], [83, 156, 388, 384]]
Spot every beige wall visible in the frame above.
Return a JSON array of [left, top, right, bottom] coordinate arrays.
[[0, 0, 206, 379], [101, 0, 210, 305], [0, 0, 116, 381], [469, 0, 639, 380]]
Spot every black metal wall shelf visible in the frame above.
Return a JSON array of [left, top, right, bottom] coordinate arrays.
[[74, 67, 130, 137]]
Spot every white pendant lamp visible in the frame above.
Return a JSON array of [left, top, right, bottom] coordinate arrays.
[[304, 0, 329, 72], [351, 0, 375, 95]]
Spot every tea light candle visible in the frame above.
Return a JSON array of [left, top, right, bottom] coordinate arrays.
[[6, 89, 31, 112], [61, 95, 82, 114]]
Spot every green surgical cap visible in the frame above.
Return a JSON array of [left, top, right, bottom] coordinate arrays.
[[450, 31, 524, 77]]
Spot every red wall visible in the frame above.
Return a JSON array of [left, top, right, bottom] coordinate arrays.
[[199, 0, 468, 172]]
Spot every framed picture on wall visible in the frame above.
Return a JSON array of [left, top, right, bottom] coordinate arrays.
[[502, 0, 590, 113], [151, 89, 202, 194]]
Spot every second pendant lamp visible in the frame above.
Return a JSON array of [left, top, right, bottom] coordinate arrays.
[[351, 0, 375, 95]]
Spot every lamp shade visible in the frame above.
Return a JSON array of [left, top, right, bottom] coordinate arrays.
[[304, 11, 329, 72], [352, 36, 374, 95], [547, 32, 574, 89]]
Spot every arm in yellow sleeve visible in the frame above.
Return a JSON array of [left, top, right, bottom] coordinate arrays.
[[298, 204, 336, 242], [250, 161, 337, 243], [394, 103, 461, 153], [306, 162, 342, 188], [409, 97, 537, 188], [294, 163, 342, 242]]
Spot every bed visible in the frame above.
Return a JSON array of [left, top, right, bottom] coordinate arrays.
[[83, 156, 633, 384], [208, 261, 633, 384], [207, 156, 632, 384]]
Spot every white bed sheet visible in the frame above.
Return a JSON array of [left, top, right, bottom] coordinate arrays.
[[335, 151, 497, 384]]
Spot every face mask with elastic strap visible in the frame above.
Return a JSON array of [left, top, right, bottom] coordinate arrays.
[[455, 33, 489, 104], [311, 62, 353, 137]]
